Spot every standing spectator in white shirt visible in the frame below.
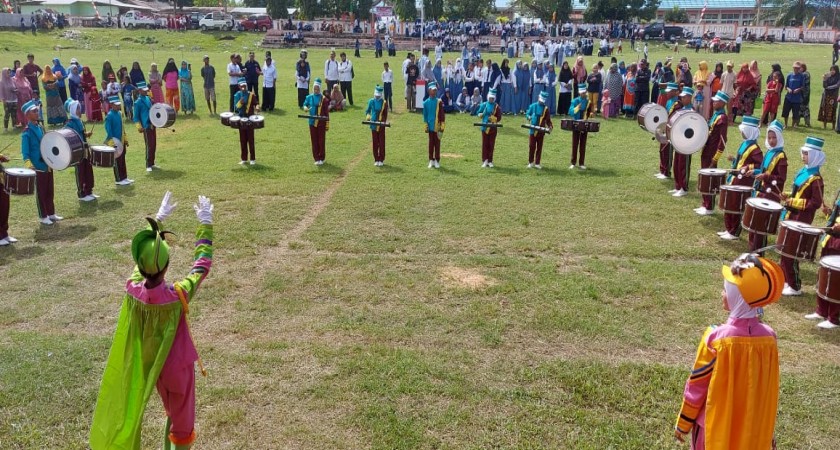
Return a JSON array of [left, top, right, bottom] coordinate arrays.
[[338, 52, 354, 106], [261, 54, 277, 111], [227, 54, 242, 111], [324, 49, 339, 93]]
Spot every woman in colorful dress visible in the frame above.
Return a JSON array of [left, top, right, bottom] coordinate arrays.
[[0, 68, 18, 130], [13, 70, 33, 127], [733, 63, 757, 120], [693, 61, 712, 119], [162, 59, 180, 112], [818, 65, 839, 129], [178, 61, 195, 115], [623, 63, 637, 119], [121, 75, 135, 120], [604, 63, 624, 119], [81, 66, 102, 122], [761, 71, 783, 126], [148, 63, 164, 104], [42, 66, 66, 126]]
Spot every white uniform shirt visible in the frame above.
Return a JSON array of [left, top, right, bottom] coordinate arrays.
[[338, 59, 353, 82], [262, 62, 277, 88], [382, 69, 393, 84], [227, 62, 241, 85], [324, 58, 339, 81]]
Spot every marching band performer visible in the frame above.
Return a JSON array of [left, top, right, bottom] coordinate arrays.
[[303, 78, 330, 165], [234, 77, 257, 165], [809, 189, 840, 329], [90, 192, 214, 450], [526, 90, 553, 169], [568, 83, 588, 170], [21, 100, 62, 225], [423, 81, 445, 169], [105, 95, 133, 186], [133, 81, 158, 172], [655, 82, 680, 180], [476, 87, 501, 168], [779, 137, 826, 296], [718, 116, 762, 241], [747, 120, 788, 254], [365, 85, 388, 166], [65, 99, 97, 202], [0, 153, 16, 246], [670, 87, 695, 197], [695, 91, 730, 216]]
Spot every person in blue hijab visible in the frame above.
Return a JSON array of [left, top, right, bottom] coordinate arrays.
[[52, 58, 68, 102]]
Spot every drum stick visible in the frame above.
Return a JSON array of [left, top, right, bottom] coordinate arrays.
[[362, 120, 391, 127], [297, 114, 330, 121], [473, 123, 503, 128], [754, 244, 778, 254]]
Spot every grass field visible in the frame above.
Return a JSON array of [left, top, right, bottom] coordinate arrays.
[[1, 29, 840, 449]]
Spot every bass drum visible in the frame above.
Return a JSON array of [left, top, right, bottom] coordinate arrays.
[[637, 103, 668, 133], [667, 110, 709, 155], [150, 103, 176, 128], [40, 129, 85, 170]]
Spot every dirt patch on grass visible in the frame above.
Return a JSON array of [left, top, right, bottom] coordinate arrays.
[[441, 266, 497, 289], [440, 153, 463, 159]]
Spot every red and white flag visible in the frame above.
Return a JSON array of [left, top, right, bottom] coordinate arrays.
[[699, 0, 708, 24]]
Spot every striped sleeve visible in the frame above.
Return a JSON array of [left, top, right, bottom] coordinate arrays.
[[175, 224, 213, 302], [676, 326, 717, 434]]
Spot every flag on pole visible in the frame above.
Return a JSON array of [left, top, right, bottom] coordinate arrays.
[[699, 0, 708, 24], [807, 15, 816, 29], [3, 0, 13, 13], [90, 0, 101, 19]]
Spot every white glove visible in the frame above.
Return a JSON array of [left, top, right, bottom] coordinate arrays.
[[194, 195, 213, 225], [155, 191, 177, 222]]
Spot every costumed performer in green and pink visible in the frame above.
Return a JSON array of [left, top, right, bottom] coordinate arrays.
[[90, 191, 214, 450]]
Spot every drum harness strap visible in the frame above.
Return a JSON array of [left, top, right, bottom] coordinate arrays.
[[173, 283, 208, 377], [821, 195, 840, 247], [782, 175, 820, 221]]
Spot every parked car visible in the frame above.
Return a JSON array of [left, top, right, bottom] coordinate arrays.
[[199, 12, 234, 31], [188, 12, 202, 30], [240, 14, 272, 32], [121, 10, 158, 29], [640, 23, 684, 40]]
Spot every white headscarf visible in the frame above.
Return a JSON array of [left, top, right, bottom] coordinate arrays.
[[739, 123, 760, 142], [725, 280, 757, 319], [765, 126, 784, 151], [805, 149, 826, 169], [67, 100, 81, 120]]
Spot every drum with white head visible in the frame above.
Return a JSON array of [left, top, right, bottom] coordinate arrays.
[[667, 110, 709, 155]]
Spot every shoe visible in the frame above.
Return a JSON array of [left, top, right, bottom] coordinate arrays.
[[655, 173, 667, 179], [40, 217, 53, 225], [250, 160, 256, 165], [695, 207, 713, 216], [569, 164, 575, 169], [673, 189, 687, 197], [49, 214, 63, 221], [668, 189, 678, 193], [152, 165, 161, 169], [817, 320, 840, 329], [428, 160, 434, 169], [146, 167, 153, 172], [487, 162, 494, 168], [578, 165, 586, 170], [804, 312, 825, 321], [720, 232, 739, 240], [716, 231, 727, 236], [534, 164, 542, 169], [782, 285, 802, 296], [482, 161, 488, 168], [0, 238, 9, 246], [7, 236, 17, 243], [80, 195, 96, 202], [527, 163, 533, 169], [240, 160, 247, 165], [434, 160, 440, 168], [92, 193, 100, 198]]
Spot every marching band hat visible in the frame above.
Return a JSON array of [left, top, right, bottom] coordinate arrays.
[[428, 81, 438, 91], [374, 85, 383, 97], [741, 115, 760, 128], [722, 254, 783, 308], [136, 81, 149, 91], [665, 82, 679, 92], [577, 83, 587, 93], [21, 100, 39, 114], [313, 78, 322, 88], [768, 119, 784, 133], [711, 91, 730, 103], [487, 88, 497, 99], [539, 91, 549, 102], [237, 77, 247, 86], [108, 95, 121, 105], [131, 218, 171, 279], [679, 87, 694, 97], [801, 136, 825, 152]]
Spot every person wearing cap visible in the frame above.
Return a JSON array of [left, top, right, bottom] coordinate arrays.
[[423, 82, 446, 168], [783, 62, 805, 128], [654, 82, 680, 180], [779, 137, 826, 295], [718, 115, 763, 240], [674, 253, 781, 450], [133, 81, 158, 172], [365, 85, 388, 166], [200, 55, 217, 116], [303, 78, 330, 165], [295, 50, 311, 108], [696, 91, 731, 215], [568, 83, 589, 170], [476, 87, 502, 168], [90, 192, 214, 450], [0, 152, 18, 246], [64, 99, 96, 201], [670, 87, 695, 197], [261, 54, 277, 112], [105, 94, 132, 186], [526, 90, 553, 169], [810, 188, 840, 328], [20, 100, 61, 225], [234, 77, 257, 165], [747, 120, 788, 253]]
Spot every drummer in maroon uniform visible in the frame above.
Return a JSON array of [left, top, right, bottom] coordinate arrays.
[[670, 87, 694, 197], [718, 115, 763, 240], [746, 119, 788, 254], [810, 188, 840, 329], [655, 82, 679, 180], [780, 137, 826, 296], [695, 91, 730, 215], [0, 153, 17, 246], [233, 77, 257, 165]]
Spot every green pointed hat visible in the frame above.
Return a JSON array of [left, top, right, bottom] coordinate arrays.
[[131, 218, 171, 278]]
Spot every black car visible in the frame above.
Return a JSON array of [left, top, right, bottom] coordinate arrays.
[[640, 23, 684, 40], [188, 12, 201, 30]]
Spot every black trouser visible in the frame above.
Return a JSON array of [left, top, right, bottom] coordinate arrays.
[[297, 88, 308, 108], [262, 87, 275, 111], [355, 48, 361, 57], [247, 81, 259, 104], [58, 85, 67, 103], [229, 84, 237, 111], [635, 91, 649, 113], [326, 79, 338, 93], [340, 81, 353, 105]]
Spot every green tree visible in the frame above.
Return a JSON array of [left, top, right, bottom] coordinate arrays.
[[759, 0, 838, 27], [193, 0, 220, 7], [423, 0, 444, 19], [244, 0, 267, 6], [663, 6, 688, 23], [297, 0, 322, 20], [267, 0, 291, 19], [172, 0, 194, 10], [394, 0, 418, 21], [445, 0, 493, 21], [582, 0, 659, 23], [511, 0, 572, 23]]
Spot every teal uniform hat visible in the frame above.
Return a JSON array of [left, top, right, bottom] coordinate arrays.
[[577, 82, 587, 93], [374, 84, 383, 97], [539, 90, 549, 102], [237, 77, 247, 86], [131, 218, 173, 278], [108, 95, 121, 105], [768, 119, 784, 133], [64, 98, 73, 113], [665, 82, 679, 92], [428, 81, 438, 91], [313, 78, 322, 88], [136, 81, 149, 91], [679, 87, 695, 97], [487, 88, 497, 99], [21, 99, 39, 113], [741, 115, 760, 128], [801, 136, 825, 152], [711, 91, 730, 103]]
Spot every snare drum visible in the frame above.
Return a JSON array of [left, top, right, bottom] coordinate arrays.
[[818, 255, 840, 303], [560, 119, 576, 131], [718, 185, 753, 214], [637, 103, 668, 133], [249, 115, 265, 129], [239, 117, 253, 130], [697, 168, 727, 195], [582, 121, 600, 132], [2, 168, 36, 195], [90, 145, 116, 168], [150, 103, 176, 128], [667, 110, 709, 155], [40, 129, 85, 170], [228, 116, 242, 129], [742, 198, 784, 235], [220, 112, 234, 126], [775, 220, 822, 260]]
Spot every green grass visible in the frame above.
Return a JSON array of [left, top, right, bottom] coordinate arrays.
[[1, 28, 840, 449]]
